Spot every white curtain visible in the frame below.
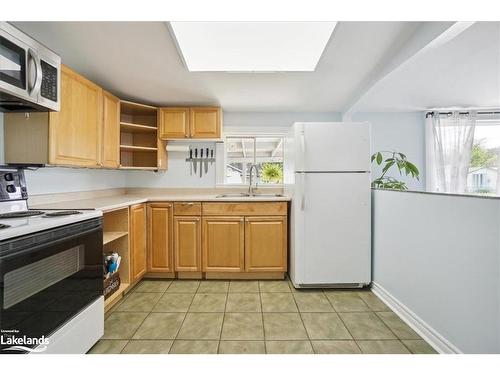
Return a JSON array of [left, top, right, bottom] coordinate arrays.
[[426, 111, 476, 193]]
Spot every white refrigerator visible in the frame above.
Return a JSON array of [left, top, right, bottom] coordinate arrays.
[[284, 122, 371, 288]]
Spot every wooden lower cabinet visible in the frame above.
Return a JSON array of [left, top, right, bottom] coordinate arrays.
[[202, 216, 244, 272], [130, 203, 147, 281], [147, 203, 173, 272], [245, 216, 287, 272], [174, 216, 201, 272]]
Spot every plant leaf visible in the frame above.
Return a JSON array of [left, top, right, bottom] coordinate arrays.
[[376, 152, 383, 165]]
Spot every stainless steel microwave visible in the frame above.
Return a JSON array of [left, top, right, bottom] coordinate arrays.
[[0, 22, 61, 112]]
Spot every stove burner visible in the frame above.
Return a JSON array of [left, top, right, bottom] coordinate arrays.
[[43, 210, 83, 217], [0, 223, 11, 229], [0, 210, 45, 219]]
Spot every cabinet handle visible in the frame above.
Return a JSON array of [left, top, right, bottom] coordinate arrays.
[[182, 202, 194, 206]]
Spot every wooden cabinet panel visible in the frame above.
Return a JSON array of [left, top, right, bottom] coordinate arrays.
[[174, 216, 201, 272], [147, 203, 173, 273], [102, 91, 120, 168], [130, 203, 147, 281], [202, 202, 287, 216], [189, 107, 221, 138], [245, 216, 287, 272], [202, 216, 244, 272], [174, 202, 202, 216], [49, 65, 103, 167], [159, 107, 190, 139]]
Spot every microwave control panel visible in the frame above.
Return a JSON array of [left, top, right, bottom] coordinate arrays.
[[40, 60, 58, 102]]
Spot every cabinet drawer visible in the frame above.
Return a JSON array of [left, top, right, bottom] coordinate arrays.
[[174, 202, 201, 216], [202, 202, 287, 216]]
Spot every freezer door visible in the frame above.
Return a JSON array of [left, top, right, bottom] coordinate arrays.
[[294, 122, 370, 172], [296, 172, 371, 285]]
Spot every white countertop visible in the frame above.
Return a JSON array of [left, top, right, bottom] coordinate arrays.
[[32, 193, 290, 212]]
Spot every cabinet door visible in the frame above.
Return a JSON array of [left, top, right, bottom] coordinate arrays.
[[159, 107, 190, 139], [49, 65, 103, 167], [130, 203, 147, 281], [147, 203, 174, 273], [189, 107, 221, 138], [101, 91, 120, 168], [245, 216, 287, 272], [174, 216, 201, 272], [202, 216, 244, 272]]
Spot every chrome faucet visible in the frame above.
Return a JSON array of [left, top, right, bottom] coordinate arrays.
[[248, 164, 258, 196]]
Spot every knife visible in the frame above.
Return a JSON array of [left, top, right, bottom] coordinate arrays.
[[200, 149, 203, 177], [189, 148, 193, 175], [204, 147, 209, 174], [193, 148, 198, 174], [210, 149, 214, 165]]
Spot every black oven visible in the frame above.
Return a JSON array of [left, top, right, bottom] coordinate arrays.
[[0, 218, 103, 353]]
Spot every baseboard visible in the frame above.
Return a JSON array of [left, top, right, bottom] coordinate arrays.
[[371, 282, 462, 354]]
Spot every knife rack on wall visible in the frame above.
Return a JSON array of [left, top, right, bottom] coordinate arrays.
[[185, 146, 216, 177]]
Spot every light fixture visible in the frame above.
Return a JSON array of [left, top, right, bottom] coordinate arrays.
[[169, 22, 337, 72]]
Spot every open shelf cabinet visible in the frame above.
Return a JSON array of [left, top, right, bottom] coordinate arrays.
[[119, 100, 167, 170], [103, 207, 132, 312]]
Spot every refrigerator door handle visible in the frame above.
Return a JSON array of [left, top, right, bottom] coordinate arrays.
[[300, 129, 306, 170], [300, 173, 306, 211]]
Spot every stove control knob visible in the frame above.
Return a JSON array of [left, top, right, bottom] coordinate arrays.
[[6, 185, 16, 193], [4, 173, 14, 181]]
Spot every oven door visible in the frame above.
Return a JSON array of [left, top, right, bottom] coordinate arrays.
[[0, 218, 103, 354]]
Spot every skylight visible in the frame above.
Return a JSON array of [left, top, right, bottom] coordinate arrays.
[[169, 22, 337, 72]]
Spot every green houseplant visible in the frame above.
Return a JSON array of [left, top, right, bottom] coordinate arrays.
[[260, 162, 283, 183], [371, 151, 420, 190]]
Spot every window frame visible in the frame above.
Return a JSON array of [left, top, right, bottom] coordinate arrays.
[[216, 132, 286, 187]]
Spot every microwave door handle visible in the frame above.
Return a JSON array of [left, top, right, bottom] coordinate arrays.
[[27, 49, 42, 95]]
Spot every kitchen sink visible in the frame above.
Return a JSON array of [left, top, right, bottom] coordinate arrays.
[[215, 193, 285, 198]]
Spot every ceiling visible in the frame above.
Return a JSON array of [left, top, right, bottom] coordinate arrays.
[[12, 21, 419, 112], [11, 21, 498, 113]]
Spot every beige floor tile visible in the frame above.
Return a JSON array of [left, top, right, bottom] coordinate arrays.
[[102, 312, 148, 339], [358, 291, 390, 311], [339, 312, 396, 340], [132, 312, 185, 339], [311, 340, 361, 354], [198, 280, 229, 293], [153, 293, 194, 312], [293, 293, 334, 312], [325, 293, 370, 312], [402, 340, 437, 354], [88, 340, 128, 354], [189, 294, 227, 312], [169, 340, 219, 354], [259, 280, 291, 293], [121, 340, 173, 354], [263, 313, 308, 340], [177, 313, 224, 340], [261, 293, 298, 312], [226, 293, 261, 312], [133, 280, 172, 293], [166, 280, 200, 293], [266, 340, 314, 354], [301, 313, 352, 340], [229, 281, 259, 293], [357, 340, 410, 354], [116, 292, 162, 312], [221, 313, 264, 340], [376, 312, 421, 340], [218, 341, 265, 354]]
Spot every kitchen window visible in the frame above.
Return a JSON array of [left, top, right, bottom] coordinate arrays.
[[219, 136, 284, 185]]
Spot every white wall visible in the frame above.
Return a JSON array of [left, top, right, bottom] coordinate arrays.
[[352, 112, 425, 190], [372, 189, 500, 353]]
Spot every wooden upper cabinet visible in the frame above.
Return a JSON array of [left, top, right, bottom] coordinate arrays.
[[147, 203, 174, 273], [101, 91, 120, 168], [174, 216, 201, 272], [130, 203, 147, 281], [49, 65, 103, 167], [245, 216, 287, 272], [159, 107, 190, 139], [202, 216, 244, 272], [190, 107, 221, 138]]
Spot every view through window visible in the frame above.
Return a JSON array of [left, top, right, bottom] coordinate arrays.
[[225, 136, 284, 185], [467, 120, 500, 194]]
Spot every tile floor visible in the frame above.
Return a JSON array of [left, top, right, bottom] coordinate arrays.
[[89, 279, 437, 354]]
